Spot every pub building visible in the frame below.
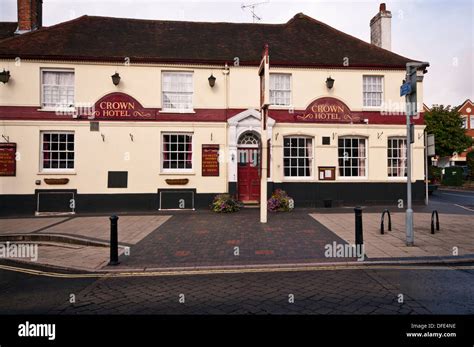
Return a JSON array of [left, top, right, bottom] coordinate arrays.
[[0, 1, 428, 215]]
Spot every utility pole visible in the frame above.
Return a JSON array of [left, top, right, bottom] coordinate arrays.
[[258, 44, 269, 223], [401, 61, 429, 246]]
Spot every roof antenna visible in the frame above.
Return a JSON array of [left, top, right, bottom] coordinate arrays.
[[241, 1, 269, 23]]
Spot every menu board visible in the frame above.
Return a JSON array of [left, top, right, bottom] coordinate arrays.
[[318, 166, 336, 181], [0, 143, 16, 176], [202, 145, 219, 177]]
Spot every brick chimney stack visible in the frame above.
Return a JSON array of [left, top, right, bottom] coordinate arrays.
[[15, 0, 43, 34], [370, 3, 392, 51]]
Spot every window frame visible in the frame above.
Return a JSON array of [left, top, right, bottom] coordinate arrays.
[[362, 75, 384, 108], [161, 71, 194, 113], [39, 131, 75, 173], [337, 136, 368, 179], [40, 68, 75, 111], [387, 137, 408, 179], [161, 132, 194, 174], [282, 136, 314, 180], [269, 73, 292, 107]]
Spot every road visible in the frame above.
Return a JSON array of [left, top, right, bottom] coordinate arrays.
[[429, 188, 474, 213], [0, 264, 473, 315]]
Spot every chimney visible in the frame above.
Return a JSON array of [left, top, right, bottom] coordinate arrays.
[[370, 3, 392, 50], [15, 0, 43, 34]]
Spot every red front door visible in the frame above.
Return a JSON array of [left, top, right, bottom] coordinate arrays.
[[238, 148, 260, 202]]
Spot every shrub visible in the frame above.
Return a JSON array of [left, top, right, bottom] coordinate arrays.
[[428, 166, 442, 184], [267, 189, 294, 212], [210, 194, 242, 213]]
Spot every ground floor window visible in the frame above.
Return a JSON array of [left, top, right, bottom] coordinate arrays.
[[388, 137, 407, 177], [283, 136, 313, 177], [162, 133, 193, 171], [338, 137, 367, 177], [41, 131, 75, 170]]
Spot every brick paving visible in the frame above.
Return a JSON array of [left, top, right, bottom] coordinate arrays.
[[55, 268, 434, 315], [115, 209, 352, 269], [311, 212, 474, 259]]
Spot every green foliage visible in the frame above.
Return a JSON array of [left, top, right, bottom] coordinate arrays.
[[428, 166, 442, 184], [424, 105, 472, 157], [467, 151, 474, 178], [210, 194, 242, 213], [442, 166, 463, 186]]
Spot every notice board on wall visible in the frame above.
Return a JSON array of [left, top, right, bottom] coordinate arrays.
[[0, 143, 16, 176], [318, 166, 336, 181], [202, 145, 219, 177]]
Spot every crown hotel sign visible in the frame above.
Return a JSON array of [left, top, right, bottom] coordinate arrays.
[[82, 92, 154, 119], [295, 97, 357, 123]]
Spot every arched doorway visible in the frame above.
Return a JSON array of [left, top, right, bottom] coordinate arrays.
[[237, 131, 260, 203]]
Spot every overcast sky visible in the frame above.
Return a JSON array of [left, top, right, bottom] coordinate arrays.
[[1, 0, 473, 107]]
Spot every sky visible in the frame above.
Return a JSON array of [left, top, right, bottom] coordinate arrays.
[[1, 0, 473, 107]]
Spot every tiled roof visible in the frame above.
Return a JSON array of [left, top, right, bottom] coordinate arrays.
[[0, 22, 17, 41], [0, 13, 418, 68]]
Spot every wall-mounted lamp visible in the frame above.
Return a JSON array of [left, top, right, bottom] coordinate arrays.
[[208, 74, 216, 88], [0, 69, 11, 84], [111, 72, 121, 86], [326, 76, 335, 89]]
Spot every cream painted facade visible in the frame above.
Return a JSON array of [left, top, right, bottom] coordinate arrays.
[[0, 59, 426, 213]]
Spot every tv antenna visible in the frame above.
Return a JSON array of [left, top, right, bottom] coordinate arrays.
[[241, 1, 269, 23]]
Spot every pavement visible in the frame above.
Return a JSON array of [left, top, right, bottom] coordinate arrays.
[[0, 189, 473, 273]]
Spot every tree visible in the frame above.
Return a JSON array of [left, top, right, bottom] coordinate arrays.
[[424, 105, 472, 158]]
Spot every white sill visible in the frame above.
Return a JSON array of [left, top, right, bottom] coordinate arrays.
[[387, 177, 408, 180], [337, 177, 368, 181], [269, 105, 292, 110], [37, 171, 76, 175], [160, 171, 195, 175], [159, 110, 195, 114], [38, 107, 75, 112], [282, 176, 314, 181]]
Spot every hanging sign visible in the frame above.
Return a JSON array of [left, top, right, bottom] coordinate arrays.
[[84, 92, 154, 119]]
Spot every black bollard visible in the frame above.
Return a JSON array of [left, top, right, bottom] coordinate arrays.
[[354, 207, 364, 246], [109, 215, 119, 265]]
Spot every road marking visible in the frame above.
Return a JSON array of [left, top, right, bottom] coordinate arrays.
[[454, 204, 474, 212], [0, 263, 473, 279], [439, 192, 474, 199]]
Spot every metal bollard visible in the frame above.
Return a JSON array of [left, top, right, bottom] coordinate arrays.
[[109, 215, 120, 265], [431, 210, 440, 234], [380, 209, 392, 235], [354, 207, 364, 246]]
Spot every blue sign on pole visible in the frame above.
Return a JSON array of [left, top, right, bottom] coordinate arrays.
[[400, 82, 412, 97]]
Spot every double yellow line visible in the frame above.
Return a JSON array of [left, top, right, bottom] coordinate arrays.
[[1, 262, 473, 279]]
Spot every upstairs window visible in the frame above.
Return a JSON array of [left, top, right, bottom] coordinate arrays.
[[363, 75, 383, 107], [162, 72, 193, 111], [270, 73, 291, 106], [41, 70, 75, 109]]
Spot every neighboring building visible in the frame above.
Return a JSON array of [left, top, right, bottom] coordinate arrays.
[[0, 1, 428, 215], [455, 99, 474, 164]]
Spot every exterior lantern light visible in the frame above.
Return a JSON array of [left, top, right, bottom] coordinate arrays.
[[326, 76, 334, 89], [111, 72, 121, 86], [208, 74, 216, 88], [0, 69, 11, 84]]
